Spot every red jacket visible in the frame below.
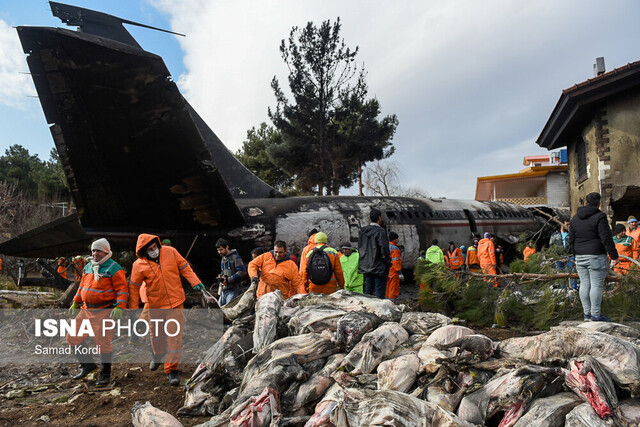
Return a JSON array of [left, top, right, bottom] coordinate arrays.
[[129, 234, 202, 309]]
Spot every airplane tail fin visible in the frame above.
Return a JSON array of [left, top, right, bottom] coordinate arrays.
[[17, 4, 281, 230]]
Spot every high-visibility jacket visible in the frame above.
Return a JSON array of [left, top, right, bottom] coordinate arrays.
[[129, 234, 203, 309], [0, 258, 3, 272], [466, 246, 480, 270], [57, 258, 68, 279], [628, 228, 640, 245], [339, 250, 363, 292], [298, 234, 317, 286], [387, 242, 402, 299], [523, 247, 536, 263], [72, 257, 86, 279], [249, 251, 305, 299], [478, 238, 496, 268], [73, 258, 128, 309], [613, 235, 639, 275], [425, 245, 444, 264], [446, 248, 464, 270], [302, 244, 345, 295]]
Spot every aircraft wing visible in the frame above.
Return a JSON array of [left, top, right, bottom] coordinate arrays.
[[0, 214, 90, 258], [16, 25, 262, 230]]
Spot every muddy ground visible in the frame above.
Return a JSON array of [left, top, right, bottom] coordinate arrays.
[[0, 282, 527, 426]]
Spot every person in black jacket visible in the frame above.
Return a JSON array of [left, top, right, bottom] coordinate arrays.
[[358, 208, 391, 298], [569, 192, 619, 322]]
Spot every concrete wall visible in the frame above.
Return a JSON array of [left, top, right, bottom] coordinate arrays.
[[567, 88, 640, 216]]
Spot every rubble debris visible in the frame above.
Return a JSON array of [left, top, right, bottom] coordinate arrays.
[[131, 401, 183, 427], [151, 291, 640, 426]]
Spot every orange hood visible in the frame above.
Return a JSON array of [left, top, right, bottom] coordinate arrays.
[[136, 233, 161, 259]]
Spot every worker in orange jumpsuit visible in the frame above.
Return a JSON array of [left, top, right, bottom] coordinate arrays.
[[478, 232, 498, 286], [57, 257, 69, 279], [613, 223, 639, 275], [0, 257, 3, 273], [627, 216, 640, 245], [249, 240, 305, 299], [466, 239, 481, 273], [67, 238, 128, 386], [301, 232, 345, 295], [129, 234, 204, 386], [298, 229, 318, 288], [445, 241, 464, 272], [72, 255, 86, 282], [386, 232, 402, 299], [523, 241, 537, 263]]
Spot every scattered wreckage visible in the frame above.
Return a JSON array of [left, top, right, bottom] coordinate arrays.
[[132, 288, 640, 426]]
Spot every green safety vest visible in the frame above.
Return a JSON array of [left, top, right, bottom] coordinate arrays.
[[425, 245, 445, 264]]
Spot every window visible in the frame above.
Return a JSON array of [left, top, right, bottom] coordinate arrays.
[[576, 137, 587, 181]]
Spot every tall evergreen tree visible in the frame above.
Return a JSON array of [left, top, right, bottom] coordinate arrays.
[[268, 18, 398, 195], [235, 123, 294, 192]]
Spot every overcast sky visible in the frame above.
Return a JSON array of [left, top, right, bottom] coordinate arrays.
[[1, 1, 639, 199]]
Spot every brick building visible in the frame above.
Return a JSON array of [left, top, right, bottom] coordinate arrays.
[[536, 59, 640, 221]]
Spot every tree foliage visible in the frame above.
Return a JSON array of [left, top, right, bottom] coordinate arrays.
[[235, 123, 295, 193], [0, 145, 68, 200], [268, 18, 398, 195]]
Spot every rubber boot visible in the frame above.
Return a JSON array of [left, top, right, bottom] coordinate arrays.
[[96, 352, 112, 386], [72, 345, 97, 380], [167, 370, 179, 386], [149, 353, 164, 371]]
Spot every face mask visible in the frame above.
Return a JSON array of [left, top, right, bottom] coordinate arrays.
[[147, 248, 160, 259]]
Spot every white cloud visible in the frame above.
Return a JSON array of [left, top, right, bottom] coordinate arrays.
[[149, 0, 640, 199], [0, 19, 36, 109]]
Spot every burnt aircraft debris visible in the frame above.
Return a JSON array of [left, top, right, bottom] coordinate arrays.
[[0, 2, 559, 281]]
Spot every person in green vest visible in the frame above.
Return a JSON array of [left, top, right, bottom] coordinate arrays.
[[425, 239, 445, 264], [339, 241, 364, 293]]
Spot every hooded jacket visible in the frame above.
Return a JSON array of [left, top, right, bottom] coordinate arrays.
[[129, 234, 203, 309], [339, 249, 364, 291], [569, 206, 618, 259], [358, 223, 391, 275], [248, 251, 305, 299]]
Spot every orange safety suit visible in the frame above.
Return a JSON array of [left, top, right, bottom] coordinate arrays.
[[298, 234, 317, 287], [478, 237, 497, 285], [386, 242, 402, 299], [466, 246, 480, 272], [57, 258, 68, 280], [129, 234, 202, 374], [72, 257, 86, 282], [613, 235, 639, 275], [446, 247, 464, 270], [0, 257, 3, 272], [66, 258, 128, 354], [628, 228, 640, 245], [301, 244, 345, 295], [523, 246, 536, 263], [249, 251, 306, 299]]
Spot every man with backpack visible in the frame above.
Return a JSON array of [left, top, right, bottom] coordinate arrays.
[[302, 232, 344, 294]]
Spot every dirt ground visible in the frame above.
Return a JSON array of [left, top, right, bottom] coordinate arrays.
[[0, 361, 210, 427], [0, 282, 527, 426]]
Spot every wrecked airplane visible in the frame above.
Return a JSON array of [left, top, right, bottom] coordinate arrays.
[[0, 2, 552, 280]]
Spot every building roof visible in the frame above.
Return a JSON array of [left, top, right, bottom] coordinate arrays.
[[523, 155, 550, 165], [536, 59, 640, 150]]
